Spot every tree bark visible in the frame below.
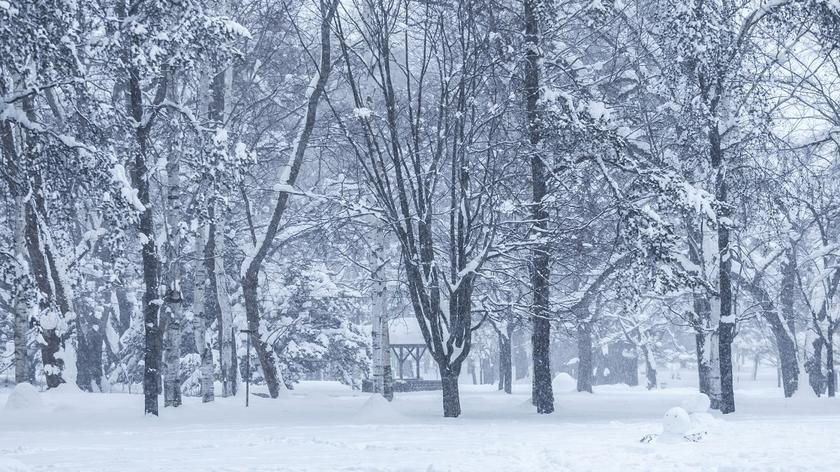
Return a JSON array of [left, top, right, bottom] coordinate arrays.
[[641, 343, 657, 390], [577, 320, 593, 393], [126, 66, 163, 416], [239, 0, 337, 399], [163, 150, 183, 408], [440, 364, 461, 418], [194, 224, 214, 402], [524, 0, 554, 415], [498, 329, 512, 394], [711, 122, 735, 414]]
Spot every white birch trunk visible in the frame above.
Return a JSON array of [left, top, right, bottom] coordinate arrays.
[[13, 192, 30, 384], [194, 224, 215, 402], [369, 224, 386, 394], [214, 211, 236, 397], [163, 151, 183, 407], [703, 222, 723, 408]]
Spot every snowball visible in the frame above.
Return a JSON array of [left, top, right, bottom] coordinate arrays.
[[661, 407, 691, 435], [4, 383, 44, 411], [552, 372, 577, 393], [681, 393, 711, 414]]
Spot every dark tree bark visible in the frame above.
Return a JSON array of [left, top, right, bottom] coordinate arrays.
[[126, 63, 166, 416], [778, 248, 799, 397], [576, 321, 593, 393], [440, 364, 462, 418], [240, 0, 337, 399], [524, 0, 553, 415], [733, 270, 799, 398], [497, 329, 512, 394]]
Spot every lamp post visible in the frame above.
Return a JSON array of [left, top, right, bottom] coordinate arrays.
[[240, 329, 253, 407]]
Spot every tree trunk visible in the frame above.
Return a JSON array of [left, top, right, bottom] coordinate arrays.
[[777, 248, 799, 397], [525, 0, 553, 414], [641, 344, 657, 390], [807, 337, 827, 396], [577, 320, 593, 393], [440, 365, 461, 418], [369, 223, 386, 395], [238, 0, 336, 399], [207, 24, 237, 398], [210, 213, 236, 397], [127, 66, 163, 415], [382, 315, 394, 401], [163, 150, 183, 407], [710, 124, 735, 414], [11, 190, 31, 384], [498, 330, 512, 394], [242, 274, 281, 398], [826, 333, 836, 397], [0, 111, 30, 385], [194, 224, 214, 402], [24, 201, 64, 388]]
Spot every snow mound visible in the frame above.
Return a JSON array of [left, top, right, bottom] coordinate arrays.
[[661, 407, 691, 435], [0, 457, 31, 472], [356, 394, 403, 422], [4, 383, 44, 411], [681, 393, 710, 414], [552, 373, 577, 393]]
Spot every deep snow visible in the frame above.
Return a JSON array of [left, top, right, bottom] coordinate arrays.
[[1, 369, 839, 471]]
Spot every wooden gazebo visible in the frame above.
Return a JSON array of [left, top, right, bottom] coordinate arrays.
[[388, 318, 441, 391]]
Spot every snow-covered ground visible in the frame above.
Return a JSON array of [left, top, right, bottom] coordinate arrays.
[[1, 371, 839, 471]]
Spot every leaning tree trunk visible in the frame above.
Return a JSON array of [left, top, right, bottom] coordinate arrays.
[[524, 0, 553, 415], [238, 0, 336, 399]]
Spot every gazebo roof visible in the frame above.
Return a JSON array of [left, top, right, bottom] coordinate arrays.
[[389, 317, 426, 346]]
